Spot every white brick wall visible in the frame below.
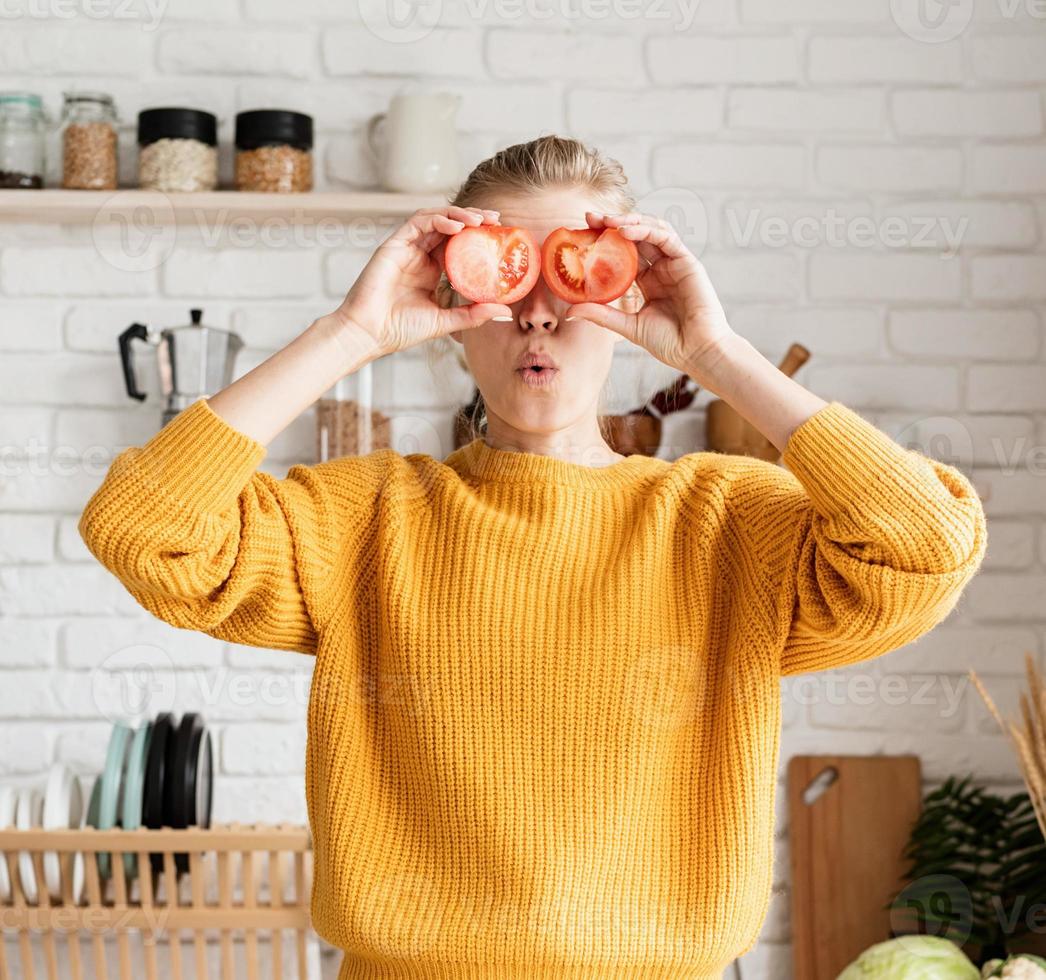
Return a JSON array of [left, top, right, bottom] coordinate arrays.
[[1, 3, 1044, 976]]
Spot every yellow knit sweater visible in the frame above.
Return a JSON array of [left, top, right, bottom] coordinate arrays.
[[78, 396, 987, 979]]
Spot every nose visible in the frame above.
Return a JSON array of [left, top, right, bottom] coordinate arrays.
[[516, 278, 563, 332]]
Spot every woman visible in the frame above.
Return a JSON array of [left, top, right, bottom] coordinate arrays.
[[79, 136, 987, 979]]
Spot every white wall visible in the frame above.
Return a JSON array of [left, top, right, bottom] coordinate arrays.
[[1, 1, 1045, 975]]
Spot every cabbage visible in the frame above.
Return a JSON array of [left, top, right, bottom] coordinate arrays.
[[982, 955, 1046, 979], [837, 935, 980, 979]]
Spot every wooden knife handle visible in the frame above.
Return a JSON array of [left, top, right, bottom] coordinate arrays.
[[777, 343, 810, 378]]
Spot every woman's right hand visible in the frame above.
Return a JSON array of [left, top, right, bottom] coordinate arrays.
[[329, 206, 514, 363]]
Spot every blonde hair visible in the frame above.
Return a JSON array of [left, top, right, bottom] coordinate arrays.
[[426, 134, 641, 443]]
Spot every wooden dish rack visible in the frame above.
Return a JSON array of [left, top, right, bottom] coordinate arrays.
[[0, 822, 316, 980]]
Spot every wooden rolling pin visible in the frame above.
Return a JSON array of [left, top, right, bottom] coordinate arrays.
[[777, 342, 811, 379], [706, 342, 811, 462]]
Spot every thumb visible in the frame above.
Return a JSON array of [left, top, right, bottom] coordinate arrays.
[[436, 303, 513, 335], [565, 303, 635, 340]]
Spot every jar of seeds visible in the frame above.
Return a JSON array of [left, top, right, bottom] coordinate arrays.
[[137, 108, 218, 193], [0, 92, 47, 189], [234, 109, 313, 193], [60, 92, 119, 190]]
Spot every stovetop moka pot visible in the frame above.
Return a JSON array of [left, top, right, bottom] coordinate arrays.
[[119, 309, 244, 426]]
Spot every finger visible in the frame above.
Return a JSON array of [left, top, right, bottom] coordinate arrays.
[[635, 264, 669, 302], [435, 302, 514, 335], [423, 209, 500, 252], [391, 207, 488, 251], [413, 213, 470, 255], [564, 302, 638, 342], [416, 215, 464, 255], [601, 212, 690, 261], [594, 213, 672, 268], [444, 205, 486, 226], [652, 254, 724, 307], [634, 239, 663, 270], [388, 210, 459, 252], [584, 210, 608, 229], [430, 238, 449, 276]]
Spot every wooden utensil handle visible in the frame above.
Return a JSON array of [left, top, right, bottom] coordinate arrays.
[[777, 343, 810, 378]]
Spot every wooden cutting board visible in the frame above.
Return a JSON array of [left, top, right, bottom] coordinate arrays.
[[787, 755, 923, 980]]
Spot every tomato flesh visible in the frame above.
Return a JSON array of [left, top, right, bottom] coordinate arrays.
[[541, 227, 639, 305], [444, 226, 541, 305]]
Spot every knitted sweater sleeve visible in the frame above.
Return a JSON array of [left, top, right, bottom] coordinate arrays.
[[78, 397, 382, 656], [738, 401, 988, 676]]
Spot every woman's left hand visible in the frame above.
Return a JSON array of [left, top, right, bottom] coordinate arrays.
[[564, 211, 738, 380]]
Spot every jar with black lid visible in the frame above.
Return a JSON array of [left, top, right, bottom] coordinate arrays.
[[235, 110, 313, 193], [138, 108, 218, 192]]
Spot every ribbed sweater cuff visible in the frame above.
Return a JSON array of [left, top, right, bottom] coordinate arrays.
[[780, 400, 981, 567], [126, 397, 267, 515]]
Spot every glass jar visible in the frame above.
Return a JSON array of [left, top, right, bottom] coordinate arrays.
[[0, 92, 47, 189], [316, 363, 393, 463], [234, 109, 313, 193], [137, 108, 218, 193], [60, 91, 119, 190]]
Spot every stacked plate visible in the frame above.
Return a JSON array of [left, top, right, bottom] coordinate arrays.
[[0, 712, 213, 903]]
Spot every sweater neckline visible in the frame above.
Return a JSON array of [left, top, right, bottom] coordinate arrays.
[[445, 436, 661, 489]]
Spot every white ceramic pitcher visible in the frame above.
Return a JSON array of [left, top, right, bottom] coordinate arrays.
[[366, 90, 461, 193]]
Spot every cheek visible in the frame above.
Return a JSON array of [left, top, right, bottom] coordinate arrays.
[[460, 325, 505, 374], [571, 319, 620, 356]]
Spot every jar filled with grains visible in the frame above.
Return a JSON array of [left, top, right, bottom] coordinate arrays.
[[137, 108, 218, 193], [60, 92, 119, 190], [234, 109, 313, 193], [0, 92, 48, 189]]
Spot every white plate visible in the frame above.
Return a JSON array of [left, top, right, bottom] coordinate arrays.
[[42, 763, 85, 903], [15, 787, 43, 903], [0, 785, 15, 900]]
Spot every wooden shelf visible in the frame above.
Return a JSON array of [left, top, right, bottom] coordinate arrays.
[[0, 188, 446, 225]]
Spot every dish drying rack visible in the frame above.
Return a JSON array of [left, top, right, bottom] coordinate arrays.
[[0, 822, 317, 980]]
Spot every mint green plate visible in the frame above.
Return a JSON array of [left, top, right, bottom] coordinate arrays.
[[98, 722, 132, 878], [121, 721, 152, 879], [84, 776, 102, 881]]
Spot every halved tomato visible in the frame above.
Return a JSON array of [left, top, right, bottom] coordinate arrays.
[[540, 227, 639, 305], [443, 225, 541, 305]]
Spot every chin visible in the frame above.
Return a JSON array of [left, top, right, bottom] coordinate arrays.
[[497, 396, 566, 431]]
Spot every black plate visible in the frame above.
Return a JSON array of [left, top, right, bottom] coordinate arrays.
[[143, 712, 175, 874], [194, 727, 213, 829], [168, 713, 209, 873]]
